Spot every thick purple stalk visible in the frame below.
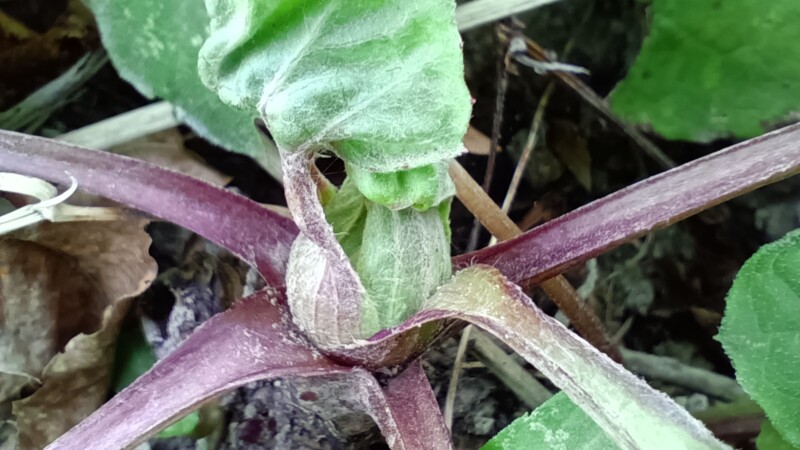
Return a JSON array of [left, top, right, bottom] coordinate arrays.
[[48, 289, 452, 450], [5, 125, 799, 293], [339, 363, 454, 450], [47, 290, 347, 449], [375, 362, 453, 450], [455, 123, 800, 284], [280, 150, 366, 346], [0, 130, 298, 286]]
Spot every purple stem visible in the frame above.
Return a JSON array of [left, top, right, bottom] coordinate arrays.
[[47, 290, 348, 450], [48, 288, 453, 450], [455, 122, 800, 284], [375, 362, 454, 450], [0, 130, 298, 287]]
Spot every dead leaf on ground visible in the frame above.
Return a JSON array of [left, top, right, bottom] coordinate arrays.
[[0, 220, 156, 449], [111, 129, 232, 186], [463, 126, 498, 155]]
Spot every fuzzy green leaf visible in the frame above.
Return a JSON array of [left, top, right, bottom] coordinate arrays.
[[85, 0, 281, 179], [758, 419, 800, 450], [610, 0, 800, 142], [199, 0, 472, 175], [718, 229, 800, 447], [324, 177, 369, 265], [482, 393, 618, 450], [347, 161, 454, 211], [324, 179, 452, 335]]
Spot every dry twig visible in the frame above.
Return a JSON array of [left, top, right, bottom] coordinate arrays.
[[499, 25, 676, 170]]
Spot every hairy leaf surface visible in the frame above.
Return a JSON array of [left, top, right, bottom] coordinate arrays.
[[718, 229, 800, 447], [200, 0, 472, 175]]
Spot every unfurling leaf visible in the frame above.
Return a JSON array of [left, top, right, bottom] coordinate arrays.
[[717, 229, 800, 447], [348, 161, 455, 211], [199, 0, 471, 179], [322, 179, 451, 335], [0, 220, 155, 449]]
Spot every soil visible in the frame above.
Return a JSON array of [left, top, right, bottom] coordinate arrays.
[[4, 0, 799, 448]]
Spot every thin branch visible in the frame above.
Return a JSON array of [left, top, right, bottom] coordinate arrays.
[[499, 25, 676, 170], [444, 324, 473, 431], [499, 82, 555, 216], [56, 101, 179, 150], [466, 31, 511, 252]]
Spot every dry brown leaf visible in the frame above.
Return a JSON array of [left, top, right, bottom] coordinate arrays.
[[463, 126, 499, 155], [111, 129, 232, 186], [0, 220, 156, 449]]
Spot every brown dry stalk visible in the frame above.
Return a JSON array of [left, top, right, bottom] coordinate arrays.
[[449, 160, 621, 361]]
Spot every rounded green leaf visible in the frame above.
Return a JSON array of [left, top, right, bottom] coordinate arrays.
[[199, 0, 472, 173], [610, 0, 800, 142], [85, 0, 281, 178], [718, 229, 800, 447]]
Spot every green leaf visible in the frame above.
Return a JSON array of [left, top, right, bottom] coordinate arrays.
[[199, 0, 472, 175], [324, 177, 369, 265], [158, 411, 201, 439], [482, 393, 618, 450], [324, 178, 452, 335], [112, 324, 157, 393], [347, 161, 454, 211], [85, 0, 281, 179], [357, 199, 452, 334], [717, 229, 800, 447], [609, 0, 800, 142], [758, 419, 800, 450]]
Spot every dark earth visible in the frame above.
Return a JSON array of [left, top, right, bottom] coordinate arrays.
[[2, 0, 797, 448]]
